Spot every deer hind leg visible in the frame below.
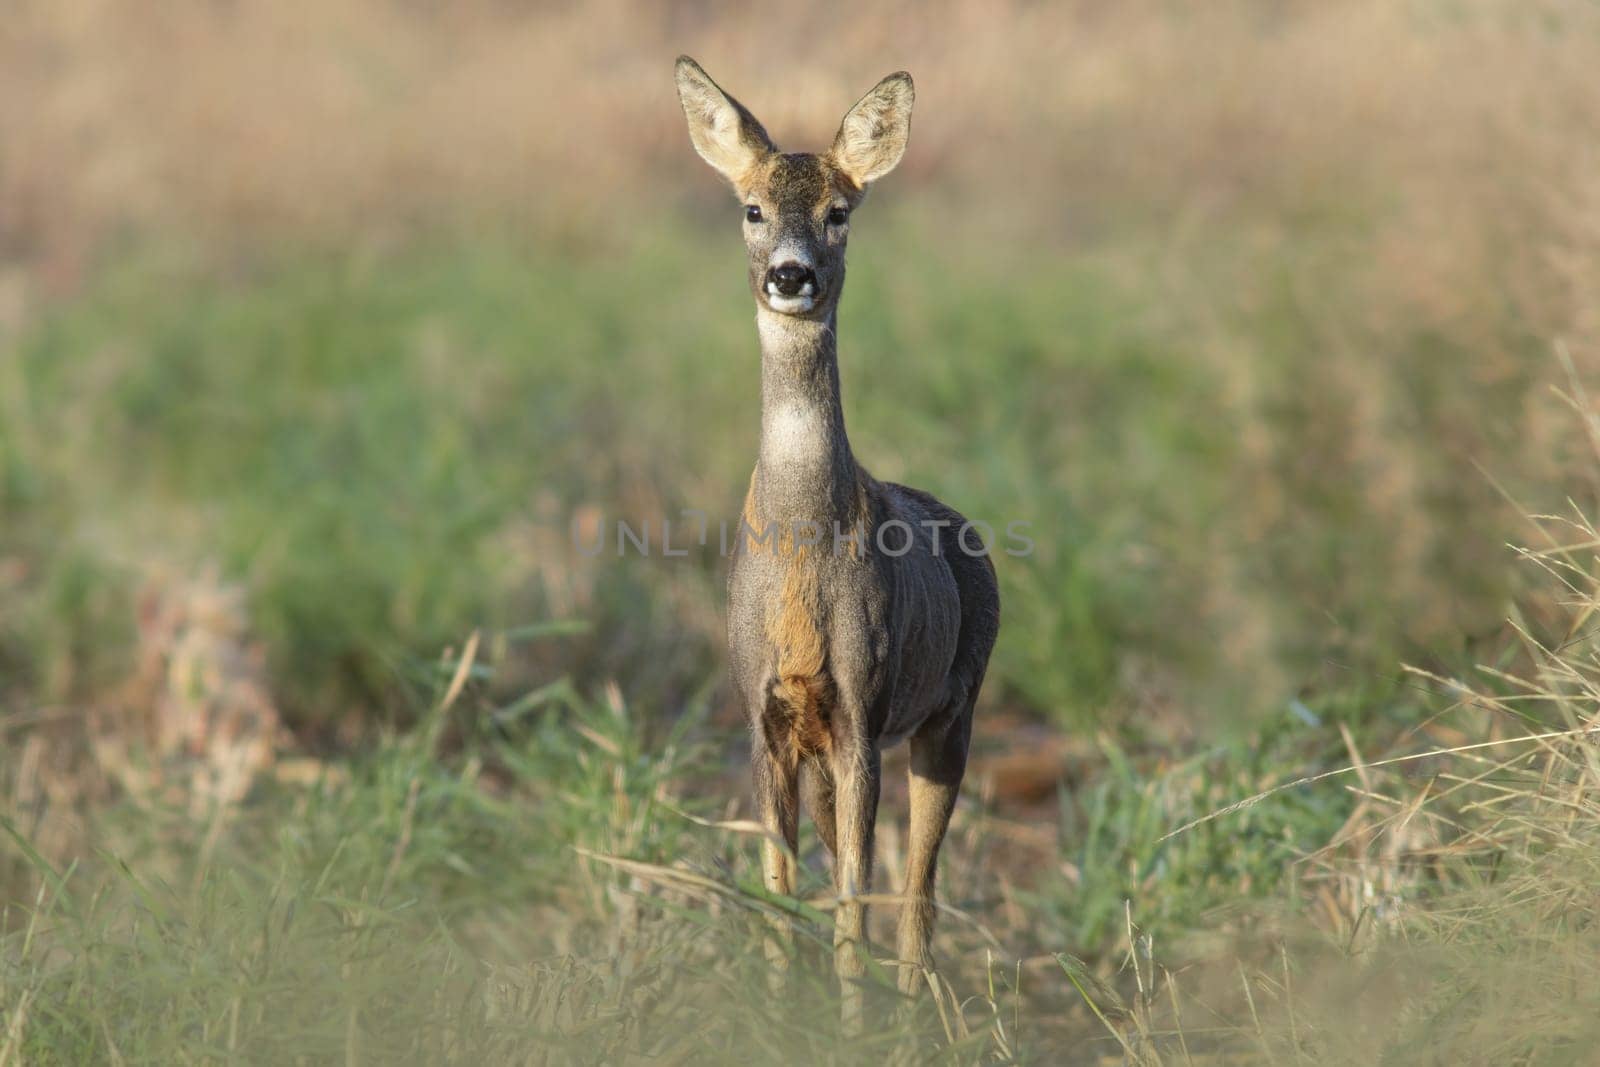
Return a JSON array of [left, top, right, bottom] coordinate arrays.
[[830, 738, 881, 1031], [896, 705, 973, 996], [801, 759, 838, 859], [754, 745, 800, 986]]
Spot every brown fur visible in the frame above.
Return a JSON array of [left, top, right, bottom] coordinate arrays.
[[769, 549, 830, 760], [739, 152, 863, 214]]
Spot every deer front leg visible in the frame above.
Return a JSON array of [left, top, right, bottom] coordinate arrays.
[[754, 745, 800, 984], [896, 708, 972, 996], [830, 737, 881, 1030]]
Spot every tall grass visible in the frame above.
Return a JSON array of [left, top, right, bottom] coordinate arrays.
[[0, 638, 1045, 1063], [1062, 393, 1600, 1060], [4, 482, 1600, 1061]]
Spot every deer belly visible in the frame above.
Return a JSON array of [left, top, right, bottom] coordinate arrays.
[[878, 574, 962, 745]]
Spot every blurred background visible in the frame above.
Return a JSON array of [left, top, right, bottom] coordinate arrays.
[[5, 2, 1600, 1060]]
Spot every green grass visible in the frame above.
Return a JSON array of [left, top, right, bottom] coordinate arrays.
[[1039, 719, 1351, 956], [4, 607, 1597, 1063], [1, 201, 1591, 1061], [2, 497, 1597, 1063], [0, 653, 1038, 1063], [0, 209, 1547, 736]]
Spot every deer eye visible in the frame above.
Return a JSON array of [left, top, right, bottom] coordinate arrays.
[[827, 207, 849, 226], [745, 205, 763, 223]]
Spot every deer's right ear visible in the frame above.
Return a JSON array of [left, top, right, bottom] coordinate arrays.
[[675, 56, 774, 189]]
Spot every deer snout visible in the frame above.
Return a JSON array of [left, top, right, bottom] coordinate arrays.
[[766, 263, 816, 298]]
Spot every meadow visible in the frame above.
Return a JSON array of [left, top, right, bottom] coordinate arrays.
[[5, 2, 1600, 1061]]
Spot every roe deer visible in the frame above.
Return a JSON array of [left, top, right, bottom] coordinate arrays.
[[673, 57, 1001, 1020]]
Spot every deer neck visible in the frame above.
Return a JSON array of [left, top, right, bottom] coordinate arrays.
[[753, 308, 860, 531]]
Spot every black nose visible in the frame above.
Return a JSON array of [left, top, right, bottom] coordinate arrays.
[[767, 262, 816, 297]]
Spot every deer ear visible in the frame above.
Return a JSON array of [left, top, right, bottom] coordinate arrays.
[[830, 72, 914, 187], [675, 56, 774, 188]]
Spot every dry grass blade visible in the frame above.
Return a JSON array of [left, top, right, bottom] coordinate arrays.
[[0, 990, 32, 1067], [379, 776, 423, 901], [572, 847, 815, 922], [661, 803, 795, 864], [1160, 724, 1600, 843], [439, 630, 480, 713], [1058, 954, 1141, 1063]]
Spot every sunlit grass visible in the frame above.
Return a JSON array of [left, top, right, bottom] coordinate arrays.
[[0, 213, 1549, 738]]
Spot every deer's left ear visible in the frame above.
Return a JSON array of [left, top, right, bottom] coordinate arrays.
[[830, 72, 914, 188], [675, 56, 775, 189]]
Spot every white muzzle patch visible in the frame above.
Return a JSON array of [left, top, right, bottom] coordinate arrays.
[[764, 283, 816, 314]]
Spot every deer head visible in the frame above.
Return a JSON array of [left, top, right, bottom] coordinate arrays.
[[675, 56, 914, 319]]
